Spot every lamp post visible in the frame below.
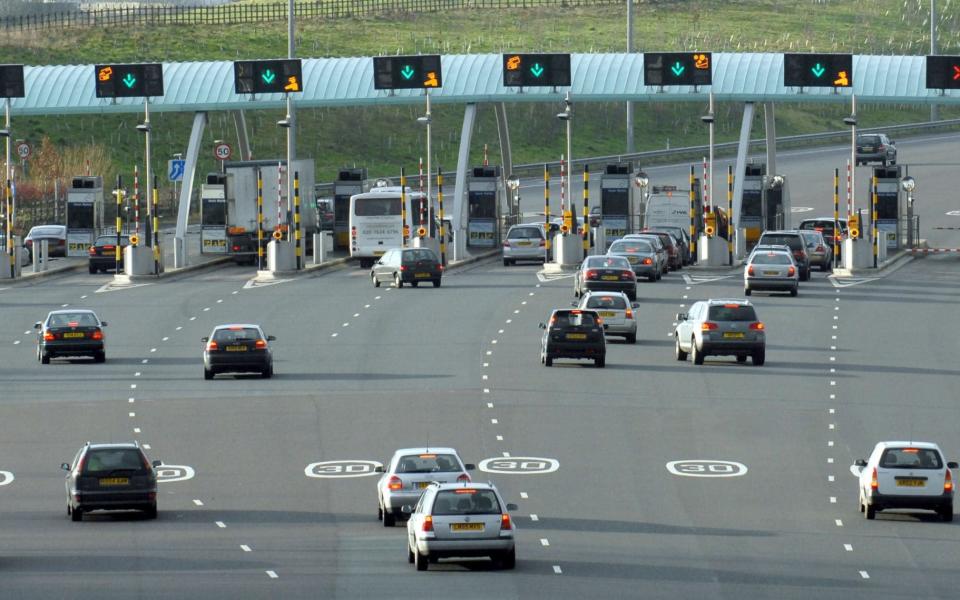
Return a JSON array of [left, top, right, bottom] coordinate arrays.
[[634, 171, 649, 231], [843, 101, 857, 227], [506, 174, 520, 226], [556, 92, 573, 210], [417, 94, 433, 219], [901, 175, 916, 248], [701, 94, 715, 215], [277, 116, 292, 248]]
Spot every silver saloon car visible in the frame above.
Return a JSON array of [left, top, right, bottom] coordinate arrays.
[[744, 250, 799, 296], [502, 224, 546, 266]]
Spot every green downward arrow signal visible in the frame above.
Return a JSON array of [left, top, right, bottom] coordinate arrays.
[[530, 63, 545, 78], [811, 63, 826, 78], [400, 65, 415, 80], [122, 73, 136, 88], [261, 69, 277, 85], [671, 62, 685, 77]]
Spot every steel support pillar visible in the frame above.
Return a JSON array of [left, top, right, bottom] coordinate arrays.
[[174, 111, 207, 268], [452, 102, 478, 261], [731, 102, 755, 257]]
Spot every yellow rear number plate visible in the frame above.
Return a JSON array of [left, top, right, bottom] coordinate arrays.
[[566, 333, 587, 340], [723, 332, 745, 339], [599, 311, 616, 317], [63, 332, 85, 339], [99, 477, 129, 486], [451, 523, 484, 532], [897, 479, 925, 487], [516, 241, 530, 246], [601, 275, 618, 281], [764, 270, 779, 276], [417, 482, 431, 489], [225, 345, 247, 352], [415, 272, 430, 278]]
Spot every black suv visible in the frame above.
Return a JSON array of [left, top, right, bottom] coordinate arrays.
[[855, 134, 897, 166], [756, 231, 811, 281], [540, 308, 607, 368], [62, 442, 160, 521]]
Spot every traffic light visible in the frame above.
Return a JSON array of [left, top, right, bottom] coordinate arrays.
[[0, 64, 25, 98], [95, 63, 164, 98], [234, 60, 303, 94], [372, 55, 442, 90], [848, 214, 860, 239], [502, 54, 571, 87], [926, 55, 960, 89], [644, 52, 712, 86], [704, 212, 717, 237], [783, 54, 852, 88]]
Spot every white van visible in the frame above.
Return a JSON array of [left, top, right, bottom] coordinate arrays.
[[644, 193, 689, 231]]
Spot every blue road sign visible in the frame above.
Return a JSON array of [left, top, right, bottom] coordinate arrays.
[[168, 159, 185, 182]]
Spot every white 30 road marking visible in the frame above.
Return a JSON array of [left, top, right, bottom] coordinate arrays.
[[478, 457, 559, 475], [156, 465, 196, 483], [666, 460, 748, 478], [305, 460, 383, 479], [0, 471, 14, 486]]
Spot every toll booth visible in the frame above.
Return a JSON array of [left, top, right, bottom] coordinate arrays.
[[201, 173, 230, 254], [763, 176, 790, 232], [334, 168, 366, 250], [599, 163, 634, 247], [871, 166, 902, 250], [739, 163, 764, 246], [66, 176, 104, 257], [467, 165, 500, 248]]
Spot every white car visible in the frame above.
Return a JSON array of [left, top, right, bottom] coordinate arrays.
[[502, 224, 546, 266], [375, 448, 474, 527], [855, 441, 957, 521], [576, 290, 638, 344], [403, 482, 517, 571]]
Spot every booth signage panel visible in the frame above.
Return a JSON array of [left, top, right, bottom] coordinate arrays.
[[67, 231, 93, 257], [603, 217, 628, 243], [201, 228, 227, 253], [467, 220, 496, 247], [877, 220, 898, 249]]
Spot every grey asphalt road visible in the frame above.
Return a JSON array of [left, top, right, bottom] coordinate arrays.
[[0, 164, 958, 597]]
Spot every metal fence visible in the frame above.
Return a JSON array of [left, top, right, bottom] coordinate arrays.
[[1, 0, 623, 31]]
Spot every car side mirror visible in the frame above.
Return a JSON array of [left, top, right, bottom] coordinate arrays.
[[676, 313, 687, 321], [34, 322, 42, 329], [60, 463, 70, 471], [201, 337, 209, 343], [632, 302, 640, 309], [949, 461, 959, 469], [152, 460, 162, 468], [506, 503, 518, 511], [267, 335, 276, 341], [854, 459, 867, 467], [889, 139, 895, 144], [464, 464, 476, 471], [539, 323, 546, 329], [374, 466, 384, 473], [400, 505, 413, 515], [100, 321, 108, 327], [570, 301, 578, 307]]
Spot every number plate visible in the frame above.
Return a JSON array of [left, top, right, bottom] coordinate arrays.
[[99, 477, 129, 486], [451, 523, 484, 532], [896, 479, 925, 487], [225, 345, 248, 352], [62, 332, 85, 339], [599, 311, 616, 317], [416, 482, 431, 489], [763, 270, 779, 276], [626, 256, 638, 264], [515, 241, 531, 246], [601, 275, 619, 281], [566, 333, 587, 340], [415, 272, 430, 278], [723, 332, 745, 339]]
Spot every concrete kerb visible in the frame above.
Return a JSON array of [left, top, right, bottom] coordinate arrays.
[[16, 259, 86, 282], [832, 250, 913, 279], [114, 256, 234, 284]]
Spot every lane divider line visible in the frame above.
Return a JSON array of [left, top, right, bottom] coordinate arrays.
[[266, 571, 278, 579], [193, 499, 204, 506], [216, 521, 227, 528], [241, 545, 252, 552]]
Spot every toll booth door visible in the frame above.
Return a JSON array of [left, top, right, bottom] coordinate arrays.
[[875, 181, 900, 249], [201, 195, 228, 254], [333, 194, 351, 249], [600, 186, 630, 245], [66, 201, 95, 257]]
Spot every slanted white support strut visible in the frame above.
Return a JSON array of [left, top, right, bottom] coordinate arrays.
[[174, 111, 207, 268]]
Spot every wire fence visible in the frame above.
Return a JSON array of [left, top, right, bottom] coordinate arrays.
[[1, 0, 622, 31]]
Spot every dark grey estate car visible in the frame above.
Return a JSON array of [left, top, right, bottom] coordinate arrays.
[[35, 309, 107, 364], [62, 442, 160, 521], [855, 134, 897, 166], [372, 247, 443, 288]]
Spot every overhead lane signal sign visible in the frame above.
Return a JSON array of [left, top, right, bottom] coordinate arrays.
[[644, 52, 712, 86], [0, 64, 25, 98], [783, 53, 852, 88], [234, 59, 303, 94], [926, 55, 960, 89], [502, 54, 571, 87], [373, 55, 443, 90], [94, 63, 164, 98]]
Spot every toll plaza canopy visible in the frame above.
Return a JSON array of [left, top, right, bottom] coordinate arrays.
[[9, 53, 959, 116]]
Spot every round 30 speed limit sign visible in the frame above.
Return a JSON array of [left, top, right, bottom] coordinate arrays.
[[213, 142, 232, 161]]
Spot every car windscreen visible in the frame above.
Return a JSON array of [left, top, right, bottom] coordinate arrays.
[[553, 311, 598, 327], [586, 256, 630, 269], [354, 197, 402, 216], [48, 313, 98, 327], [880, 448, 943, 469], [213, 327, 262, 343], [799, 221, 834, 234], [432, 489, 502, 515], [751, 252, 793, 265], [609, 240, 652, 254], [401, 249, 438, 263], [508, 227, 543, 240], [799, 232, 822, 247], [585, 295, 627, 310], [759, 235, 801, 250], [707, 304, 758, 322], [396, 453, 461, 474], [83, 449, 147, 474]]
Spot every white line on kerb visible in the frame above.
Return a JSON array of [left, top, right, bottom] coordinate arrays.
[[266, 571, 278, 579], [844, 544, 853, 552], [216, 521, 226, 528], [530, 514, 539, 521], [241, 545, 251, 552], [540, 539, 550, 547], [553, 565, 562, 574], [835, 519, 843, 527], [193, 499, 204, 506], [859, 571, 870, 579]]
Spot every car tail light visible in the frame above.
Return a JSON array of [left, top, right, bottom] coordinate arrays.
[[88, 246, 96, 255], [625, 308, 634, 319], [422, 515, 434, 532], [945, 469, 954, 493], [350, 227, 357, 239], [91, 329, 103, 341], [503, 241, 510, 247], [456, 473, 471, 484], [597, 317, 604, 325], [44, 332, 56, 341], [206, 340, 218, 351], [438, 265, 443, 271], [538, 239, 545, 247], [620, 270, 633, 280], [787, 266, 796, 277], [399, 265, 407, 271], [388, 476, 402, 491], [749, 322, 765, 330], [642, 257, 652, 265], [585, 269, 598, 280], [748, 265, 755, 276], [255, 339, 267, 349], [701, 322, 718, 331], [232, 245, 241, 252], [500, 513, 512, 531], [870, 467, 878, 491]]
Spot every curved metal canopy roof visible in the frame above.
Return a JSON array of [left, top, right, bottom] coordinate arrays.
[[8, 52, 953, 116]]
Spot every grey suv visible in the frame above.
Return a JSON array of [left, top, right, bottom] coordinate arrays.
[[674, 299, 766, 366], [856, 134, 897, 166], [62, 442, 160, 521]]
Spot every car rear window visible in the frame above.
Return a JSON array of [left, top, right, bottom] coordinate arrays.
[[759, 234, 802, 250], [553, 311, 598, 327], [586, 256, 630, 269], [585, 295, 628, 310], [799, 221, 835, 234], [751, 252, 793, 265], [707, 304, 758, 322], [213, 327, 262, 343], [432, 489, 501, 515], [508, 227, 543, 240], [609, 240, 652, 254], [401, 249, 438, 263], [396, 454, 461, 473], [83, 449, 147, 474], [48, 312, 98, 327], [880, 448, 943, 469], [858, 135, 881, 144]]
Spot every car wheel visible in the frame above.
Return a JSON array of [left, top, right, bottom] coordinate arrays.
[[145, 504, 158, 519], [432, 279, 441, 288], [736, 355, 747, 363], [544, 354, 553, 367], [626, 333, 636, 344], [383, 510, 396, 527], [790, 286, 798, 297], [394, 273, 403, 288], [940, 505, 953, 522], [648, 273, 656, 282], [414, 548, 428, 571], [88, 264, 97, 274], [204, 368, 214, 380], [691, 338, 704, 365], [744, 287, 752, 296], [94, 351, 106, 363], [408, 544, 415, 564], [865, 502, 876, 520], [675, 336, 687, 361], [595, 356, 605, 368], [372, 273, 380, 287], [499, 548, 517, 570], [71, 507, 83, 522], [378, 503, 383, 521], [411, 281, 419, 288], [41, 351, 51, 365], [752, 349, 765, 366]]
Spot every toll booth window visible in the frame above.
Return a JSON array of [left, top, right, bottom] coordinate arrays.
[[468, 191, 497, 218], [741, 191, 761, 217], [707, 305, 757, 322], [67, 203, 95, 229], [355, 197, 401, 216], [601, 189, 629, 215], [202, 200, 227, 226], [876, 196, 898, 220], [334, 195, 351, 223]]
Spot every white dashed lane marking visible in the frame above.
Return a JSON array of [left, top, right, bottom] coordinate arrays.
[[216, 521, 227, 528], [496, 435, 503, 441], [130, 384, 137, 389], [193, 499, 204, 506], [266, 571, 278, 579], [830, 497, 837, 503], [331, 333, 338, 338], [134, 427, 141, 433], [520, 492, 528, 499], [835, 519, 843, 527], [162, 337, 169, 341], [530, 514, 539, 521], [553, 565, 563, 574], [486, 402, 493, 408], [203, 307, 211, 312], [128, 412, 135, 418], [860, 571, 870, 579], [845, 544, 853, 552], [829, 475, 836, 482], [142, 359, 149, 364], [241, 545, 251, 552], [540, 539, 550, 547], [13, 340, 19, 345], [491, 418, 498, 424], [176, 326, 183, 331]]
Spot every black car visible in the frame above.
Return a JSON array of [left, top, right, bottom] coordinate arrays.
[[62, 442, 160, 521], [88, 234, 129, 274], [756, 231, 811, 281], [540, 308, 607, 368], [574, 255, 637, 300], [35, 309, 107, 364], [203, 324, 275, 379], [371, 247, 443, 288], [855, 133, 897, 166]]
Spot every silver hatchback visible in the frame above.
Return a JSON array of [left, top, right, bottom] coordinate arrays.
[[576, 291, 638, 344], [675, 299, 766, 366], [502, 224, 545, 266], [376, 448, 475, 527]]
